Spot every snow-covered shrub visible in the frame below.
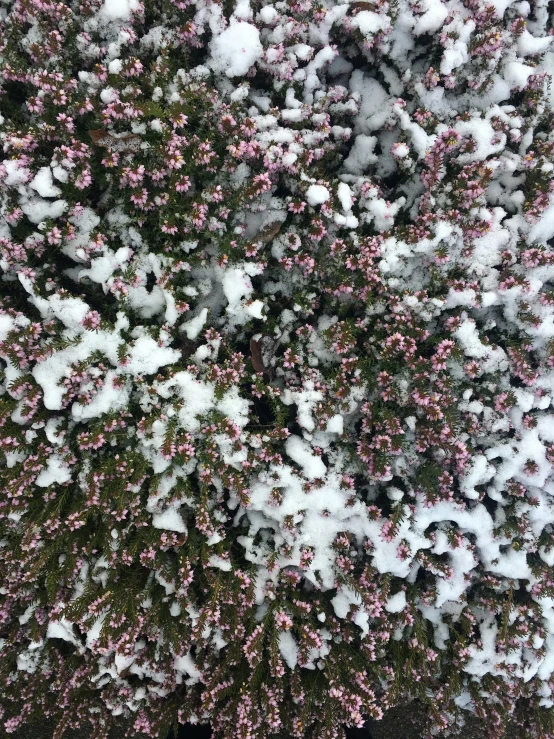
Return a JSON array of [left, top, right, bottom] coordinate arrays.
[[2, 0, 554, 737]]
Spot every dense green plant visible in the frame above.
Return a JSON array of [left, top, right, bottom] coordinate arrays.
[[2, 0, 554, 737]]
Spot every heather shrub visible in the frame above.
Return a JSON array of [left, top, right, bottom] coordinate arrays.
[[1, 0, 554, 738]]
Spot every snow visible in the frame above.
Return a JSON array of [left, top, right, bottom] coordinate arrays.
[[99, 87, 117, 104], [46, 618, 82, 649], [325, 415, 343, 435], [385, 591, 407, 613], [391, 142, 409, 158], [33, 345, 97, 411], [408, 500, 532, 581], [412, 0, 448, 35], [114, 653, 134, 675], [51, 166, 68, 183], [282, 382, 325, 433], [244, 300, 265, 319], [0, 313, 16, 342], [174, 652, 202, 683], [285, 435, 326, 479], [349, 10, 391, 36], [440, 19, 475, 75], [125, 336, 180, 376], [72, 373, 130, 422], [216, 386, 250, 429], [460, 454, 495, 500], [85, 613, 107, 649], [79, 247, 130, 286], [208, 554, 232, 571], [453, 318, 508, 374], [337, 182, 353, 212], [22, 286, 89, 332], [488, 0, 518, 16], [3, 159, 30, 187], [157, 371, 216, 433], [152, 508, 186, 533], [278, 630, 298, 669], [306, 184, 330, 206], [30, 316, 126, 412], [503, 60, 536, 90], [35, 455, 72, 487], [343, 134, 378, 174], [99, 0, 140, 21], [298, 46, 337, 102], [20, 197, 67, 224], [350, 73, 391, 133], [182, 308, 208, 340], [29, 167, 62, 198], [363, 194, 406, 234], [209, 21, 263, 78], [528, 196, 554, 245], [392, 100, 434, 158], [17, 645, 42, 674], [331, 587, 361, 619], [108, 59, 123, 74], [517, 29, 553, 56], [220, 264, 265, 326], [258, 6, 278, 24], [19, 603, 37, 625]]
